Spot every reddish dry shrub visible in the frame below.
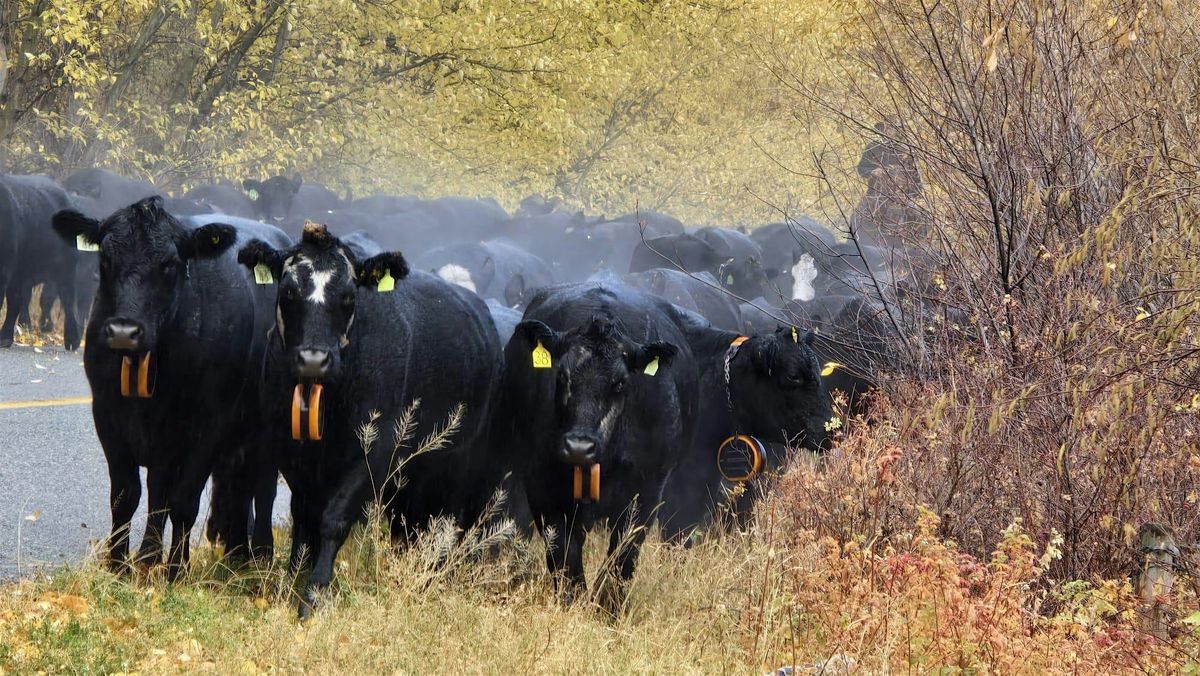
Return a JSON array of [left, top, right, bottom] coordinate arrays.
[[768, 0, 1200, 589]]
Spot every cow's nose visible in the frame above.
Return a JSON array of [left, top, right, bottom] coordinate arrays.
[[561, 434, 597, 466], [296, 348, 331, 379], [103, 321, 143, 351]]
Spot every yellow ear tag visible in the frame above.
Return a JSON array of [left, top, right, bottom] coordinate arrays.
[[377, 269, 395, 292], [247, 189, 259, 201], [821, 362, 842, 377], [725, 274, 734, 285], [532, 340, 552, 369], [253, 263, 274, 285], [643, 356, 660, 376], [792, 326, 799, 343], [76, 234, 99, 252]]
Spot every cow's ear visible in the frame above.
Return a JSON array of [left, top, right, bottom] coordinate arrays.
[[183, 223, 238, 259], [137, 195, 165, 220], [629, 341, 677, 375], [242, 178, 261, 191], [291, 174, 303, 191], [356, 252, 409, 288], [477, 256, 497, 293], [803, 330, 816, 347], [745, 334, 779, 376], [51, 209, 102, 248], [237, 239, 284, 279], [514, 319, 562, 352], [503, 273, 527, 308]]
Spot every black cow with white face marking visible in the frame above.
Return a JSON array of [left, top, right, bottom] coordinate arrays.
[[50, 196, 285, 577], [499, 283, 697, 611], [417, 239, 555, 309], [237, 223, 503, 619], [657, 310, 834, 541]]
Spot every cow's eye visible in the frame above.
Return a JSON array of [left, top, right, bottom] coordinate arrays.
[[613, 377, 627, 394], [281, 285, 298, 302], [160, 259, 178, 275], [340, 291, 355, 308]]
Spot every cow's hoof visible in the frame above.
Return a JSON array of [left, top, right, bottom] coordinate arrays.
[[135, 550, 163, 569], [223, 548, 250, 568], [0, 336, 12, 349], [105, 557, 132, 576], [298, 593, 318, 622]]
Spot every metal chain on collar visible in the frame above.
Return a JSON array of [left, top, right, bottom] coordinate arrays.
[[723, 339, 744, 420]]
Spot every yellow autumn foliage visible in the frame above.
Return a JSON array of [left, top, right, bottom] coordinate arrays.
[[1, 0, 868, 224]]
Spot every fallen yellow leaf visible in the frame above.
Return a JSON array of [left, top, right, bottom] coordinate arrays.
[[55, 595, 89, 617]]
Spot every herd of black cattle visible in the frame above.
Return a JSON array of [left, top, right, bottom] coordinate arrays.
[[0, 166, 905, 618]]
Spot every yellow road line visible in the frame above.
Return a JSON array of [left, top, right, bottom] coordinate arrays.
[[0, 396, 92, 410]]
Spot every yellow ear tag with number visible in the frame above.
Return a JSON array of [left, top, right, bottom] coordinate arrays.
[[532, 340, 552, 369], [377, 269, 395, 292], [253, 263, 274, 285], [791, 326, 799, 343], [821, 362, 842, 377], [643, 356, 660, 376], [76, 234, 100, 252]]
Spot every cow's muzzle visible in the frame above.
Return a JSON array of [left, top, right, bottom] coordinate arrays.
[[296, 348, 332, 380], [561, 432, 598, 466], [103, 319, 144, 352]]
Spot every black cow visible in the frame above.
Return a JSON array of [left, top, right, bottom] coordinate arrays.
[[750, 220, 896, 304], [236, 223, 502, 618], [486, 298, 522, 344], [63, 168, 158, 217], [738, 298, 784, 335], [628, 232, 722, 276], [350, 194, 419, 217], [788, 294, 889, 413], [0, 175, 82, 349], [183, 184, 257, 219], [417, 239, 554, 308], [621, 269, 742, 331], [657, 312, 833, 541], [179, 214, 293, 558], [413, 196, 509, 242], [499, 283, 696, 610], [612, 210, 685, 236], [50, 196, 285, 577], [694, 227, 775, 300], [243, 175, 343, 226], [19, 192, 105, 346]]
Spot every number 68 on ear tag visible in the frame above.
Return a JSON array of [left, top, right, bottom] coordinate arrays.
[[532, 340, 552, 369]]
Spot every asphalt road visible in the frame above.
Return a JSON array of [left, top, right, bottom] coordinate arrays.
[[0, 335, 289, 579]]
